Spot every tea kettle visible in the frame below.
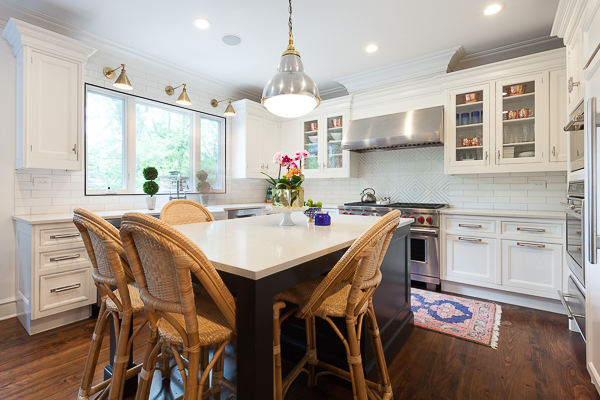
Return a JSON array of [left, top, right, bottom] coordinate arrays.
[[360, 188, 376, 203]]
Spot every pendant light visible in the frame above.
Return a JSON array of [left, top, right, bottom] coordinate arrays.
[[166, 84, 192, 106], [261, 0, 321, 118], [211, 98, 236, 116], [103, 64, 133, 90]]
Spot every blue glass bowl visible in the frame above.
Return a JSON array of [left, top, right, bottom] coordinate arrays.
[[303, 207, 322, 223]]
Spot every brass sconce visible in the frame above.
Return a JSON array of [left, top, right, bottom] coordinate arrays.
[[103, 64, 133, 90], [166, 84, 191, 106], [211, 98, 236, 116]]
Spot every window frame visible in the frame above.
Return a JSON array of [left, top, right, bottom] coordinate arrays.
[[84, 84, 226, 196]]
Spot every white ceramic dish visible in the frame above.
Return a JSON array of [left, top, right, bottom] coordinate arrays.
[[308, 135, 318, 143], [517, 151, 535, 158], [331, 131, 342, 140]]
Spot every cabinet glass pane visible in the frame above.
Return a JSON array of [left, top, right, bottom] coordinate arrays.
[[304, 119, 319, 170], [455, 90, 484, 162], [326, 115, 343, 169], [501, 80, 535, 159]]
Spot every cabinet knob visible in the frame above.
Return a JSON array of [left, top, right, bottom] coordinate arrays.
[[497, 150, 501, 159], [72, 144, 77, 154], [568, 77, 580, 93], [323, 162, 326, 169], [552, 146, 556, 156]]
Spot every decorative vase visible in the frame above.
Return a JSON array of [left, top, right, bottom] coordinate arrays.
[[199, 194, 210, 206], [272, 188, 304, 208], [146, 196, 157, 210]]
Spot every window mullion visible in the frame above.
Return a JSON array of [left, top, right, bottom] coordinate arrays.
[[126, 97, 137, 193]]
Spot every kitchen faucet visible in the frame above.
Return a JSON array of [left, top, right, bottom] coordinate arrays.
[[168, 171, 187, 201]]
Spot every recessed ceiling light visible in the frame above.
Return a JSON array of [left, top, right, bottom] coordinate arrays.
[[366, 44, 380, 53], [484, 3, 505, 15], [194, 18, 212, 29], [222, 35, 242, 46]]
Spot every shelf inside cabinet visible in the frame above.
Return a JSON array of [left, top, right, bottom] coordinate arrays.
[[456, 146, 483, 150], [503, 117, 535, 124], [327, 127, 342, 131], [328, 140, 342, 143], [502, 92, 535, 101], [456, 123, 483, 129], [456, 100, 483, 108], [305, 130, 318, 134], [503, 141, 535, 146]]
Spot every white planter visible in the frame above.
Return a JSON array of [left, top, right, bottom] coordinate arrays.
[[199, 194, 210, 206], [146, 196, 157, 210]]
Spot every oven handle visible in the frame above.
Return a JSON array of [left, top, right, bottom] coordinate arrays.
[[410, 228, 439, 236], [587, 97, 599, 264], [557, 290, 585, 320]]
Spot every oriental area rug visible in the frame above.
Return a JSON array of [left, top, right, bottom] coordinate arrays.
[[411, 288, 502, 349]]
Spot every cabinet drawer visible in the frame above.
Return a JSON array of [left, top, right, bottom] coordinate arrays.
[[446, 218, 496, 234], [501, 221, 562, 239], [445, 234, 498, 284], [39, 247, 91, 274], [501, 240, 562, 295], [39, 268, 93, 313], [39, 226, 82, 248]]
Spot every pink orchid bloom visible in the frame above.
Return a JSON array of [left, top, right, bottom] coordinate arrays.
[[289, 162, 298, 170], [281, 155, 293, 166], [272, 151, 283, 165]]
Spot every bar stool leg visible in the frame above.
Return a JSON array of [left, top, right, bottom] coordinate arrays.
[[201, 345, 210, 394], [78, 303, 111, 400], [346, 317, 368, 400], [273, 307, 283, 400], [306, 317, 317, 387], [135, 328, 159, 400], [366, 303, 392, 400], [108, 310, 133, 400], [211, 343, 225, 400]]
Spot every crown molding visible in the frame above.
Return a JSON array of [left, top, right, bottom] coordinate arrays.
[[551, 0, 587, 44], [454, 36, 564, 71], [0, 1, 259, 101], [333, 46, 464, 94], [319, 84, 349, 100]]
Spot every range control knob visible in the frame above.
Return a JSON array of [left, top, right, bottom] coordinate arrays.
[[361, 213, 366, 216], [401, 215, 408, 218], [348, 212, 354, 215], [417, 216, 425, 223], [426, 217, 433, 224], [341, 212, 347, 215]]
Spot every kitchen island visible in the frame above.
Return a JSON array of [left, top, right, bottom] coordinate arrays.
[[165, 213, 414, 399]]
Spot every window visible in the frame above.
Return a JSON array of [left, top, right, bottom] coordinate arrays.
[[85, 85, 225, 195]]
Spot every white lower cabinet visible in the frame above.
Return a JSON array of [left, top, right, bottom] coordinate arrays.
[[441, 213, 565, 301], [501, 240, 562, 294], [445, 234, 498, 284]]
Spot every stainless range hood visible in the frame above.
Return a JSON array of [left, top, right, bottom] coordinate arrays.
[[342, 106, 444, 152]]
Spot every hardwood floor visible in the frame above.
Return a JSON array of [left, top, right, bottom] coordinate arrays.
[[0, 301, 597, 400]]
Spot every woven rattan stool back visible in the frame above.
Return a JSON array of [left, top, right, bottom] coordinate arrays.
[[120, 212, 237, 332], [73, 208, 135, 310], [160, 199, 215, 226], [297, 210, 401, 319]]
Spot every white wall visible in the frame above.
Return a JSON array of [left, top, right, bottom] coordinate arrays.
[[304, 147, 567, 210]]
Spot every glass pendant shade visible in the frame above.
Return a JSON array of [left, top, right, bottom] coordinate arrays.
[[176, 88, 191, 105], [224, 100, 236, 116], [113, 70, 133, 90], [262, 54, 320, 118]]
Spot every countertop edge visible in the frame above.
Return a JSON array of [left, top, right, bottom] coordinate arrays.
[[439, 208, 565, 220]]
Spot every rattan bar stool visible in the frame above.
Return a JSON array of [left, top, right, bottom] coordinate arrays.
[[119, 212, 238, 400], [74, 208, 156, 400], [160, 199, 215, 226], [273, 210, 402, 400]]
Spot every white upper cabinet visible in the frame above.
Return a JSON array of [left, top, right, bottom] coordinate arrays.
[[2, 18, 96, 170], [444, 59, 567, 175], [231, 99, 282, 179]]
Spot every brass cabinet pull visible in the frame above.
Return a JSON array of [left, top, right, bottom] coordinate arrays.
[[517, 227, 546, 232], [517, 242, 545, 249], [50, 254, 81, 262], [50, 283, 81, 293], [50, 233, 80, 239], [459, 224, 482, 229], [458, 237, 482, 243]]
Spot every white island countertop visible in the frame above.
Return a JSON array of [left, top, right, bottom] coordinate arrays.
[[173, 213, 414, 280], [440, 208, 565, 220], [13, 203, 271, 225]]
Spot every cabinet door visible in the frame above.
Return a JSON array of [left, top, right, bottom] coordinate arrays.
[[501, 240, 562, 295], [549, 69, 568, 163], [245, 115, 263, 175], [262, 118, 280, 175], [29, 51, 80, 169], [302, 117, 320, 177], [567, 34, 583, 112], [445, 234, 497, 284], [448, 84, 491, 168], [323, 113, 346, 173], [495, 73, 547, 165]]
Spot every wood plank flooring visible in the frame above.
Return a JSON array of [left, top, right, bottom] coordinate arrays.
[[0, 300, 597, 400]]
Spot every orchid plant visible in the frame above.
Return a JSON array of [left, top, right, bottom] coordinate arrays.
[[262, 150, 309, 189]]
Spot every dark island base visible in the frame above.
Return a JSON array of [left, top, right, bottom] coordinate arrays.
[[280, 225, 414, 380]]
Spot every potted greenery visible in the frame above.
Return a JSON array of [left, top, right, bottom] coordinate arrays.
[[142, 166, 159, 210], [262, 151, 308, 208], [196, 170, 211, 206]]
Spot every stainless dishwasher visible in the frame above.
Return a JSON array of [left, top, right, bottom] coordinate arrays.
[[227, 208, 262, 219]]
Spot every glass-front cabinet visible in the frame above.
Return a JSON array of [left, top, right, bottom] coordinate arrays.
[[303, 118, 320, 172], [495, 73, 545, 164], [325, 114, 345, 170], [448, 84, 491, 168]]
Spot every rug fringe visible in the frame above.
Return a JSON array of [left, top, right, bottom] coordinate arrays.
[[490, 304, 502, 350]]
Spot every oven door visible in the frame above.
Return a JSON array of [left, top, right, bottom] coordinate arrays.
[[566, 205, 585, 286], [410, 228, 439, 284], [571, 128, 585, 172]]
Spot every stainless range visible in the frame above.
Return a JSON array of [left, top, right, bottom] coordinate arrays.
[[339, 202, 447, 290]]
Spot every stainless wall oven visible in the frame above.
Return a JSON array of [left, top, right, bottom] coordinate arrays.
[[565, 180, 585, 287], [565, 100, 585, 172]]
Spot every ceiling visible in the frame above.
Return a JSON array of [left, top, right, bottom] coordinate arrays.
[[12, 0, 560, 96]]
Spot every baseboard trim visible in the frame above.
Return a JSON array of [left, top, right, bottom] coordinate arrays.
[[442, 281, 565, 314], [0, 299, 17, 321]]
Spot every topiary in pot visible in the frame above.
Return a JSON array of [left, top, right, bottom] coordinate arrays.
[[143, 166, 159, 210], [196, 170, 211, 206]]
